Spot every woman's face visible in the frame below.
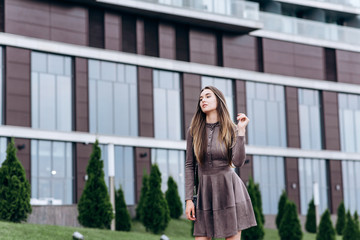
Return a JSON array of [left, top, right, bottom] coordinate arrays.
[[199, 89, 217, 114]]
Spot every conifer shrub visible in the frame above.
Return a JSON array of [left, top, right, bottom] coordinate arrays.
[[343, 211, 358, 240], [115, 186, 131, 231], [354, 211, 360, 239], [276, 190, 288, 229], [136, 172, 149, 221], [77, 140, 113, 229], [336, 201, 346, 235], [254, 183, 265, 224], [142, 164, 170, 234], [165, 176, 183, 219], [242, 177, 264, 240], [279, 201, 303, 240], [0, 138, 32, 222], [305, 198, 317, 233], [316, 209, 335, 240]]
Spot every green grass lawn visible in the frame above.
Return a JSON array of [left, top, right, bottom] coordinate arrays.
[[0, 219, 343, 240]]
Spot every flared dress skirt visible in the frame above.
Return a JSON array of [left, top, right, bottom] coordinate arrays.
[[193, 167, 257, 238]]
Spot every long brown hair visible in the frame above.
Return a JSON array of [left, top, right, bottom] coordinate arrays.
[[189, 86, 236, 166]]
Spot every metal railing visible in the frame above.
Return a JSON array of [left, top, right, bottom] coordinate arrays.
[[139, 0, 260, 21], [260, 12, 360, 46]]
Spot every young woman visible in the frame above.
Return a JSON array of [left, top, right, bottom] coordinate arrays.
[[185, 86, 257, 240]]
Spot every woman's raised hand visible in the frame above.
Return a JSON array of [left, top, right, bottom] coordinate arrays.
[[237, 113, 249, 136]]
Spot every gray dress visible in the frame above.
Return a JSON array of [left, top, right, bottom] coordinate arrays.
[[185, 122, 257, 238]]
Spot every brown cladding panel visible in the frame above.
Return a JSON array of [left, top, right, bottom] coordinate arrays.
[[328, 160, 343, 213], [5, 47, 31, 127], [135, 147, 151, 203], [75, 57, 89, 132], [324, 48, 337, 82], [189, 28, 216, 66], [336, 50, 360, 85], [175, 23, 189, 62], [88, 7, 104, 48], [75, 143, 93, 202], [138, 67, 154, 137], [285, 87, 300, 148], [104, 12, 121, 51], [144, 19, 159, 57], [122, 13, 137, 53], [223, 35, 259, 71], [14, 138, 31, 182], [322, 91, 340, 151], [182, 73, 201, 137], [0, 0, 4, 32], [159, 22, 176, 60], [235, 80, 248, 139], [136, 18, 145, 55], [285, 157, 300, 212]]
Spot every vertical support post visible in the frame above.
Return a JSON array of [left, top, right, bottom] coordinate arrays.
[[108, 143, 115, 231]]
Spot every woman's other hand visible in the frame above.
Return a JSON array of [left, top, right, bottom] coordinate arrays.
[[237, 113, 249, 136], [185, 200, 196, 221]]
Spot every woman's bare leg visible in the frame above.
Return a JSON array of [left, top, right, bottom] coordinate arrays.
[[225, 231, 241, 240], [195, 237, 211, 240]]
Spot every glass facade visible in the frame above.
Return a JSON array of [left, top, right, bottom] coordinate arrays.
[[151, 149, 185, 204], [101, 145, 135, 205], [89, 60, 138, 136], [31, 52, 72, 131], [246, 82, 287, 147], [298, 89, 328, 215], [0, 137, 7, 166], [342, 160, 360, 213], [153, 70, 182, 140], [201, 76, 235, 121], [31, 140, 73, 205], [253, 155, 285, 214]]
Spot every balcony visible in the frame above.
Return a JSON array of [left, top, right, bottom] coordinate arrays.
[[257, 12, 360, 46], [96, 0, 263, 32]]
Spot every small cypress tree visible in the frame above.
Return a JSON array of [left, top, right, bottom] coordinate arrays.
[[276, 190, 288, 229], [305, 198, 317, 233], [115, 186, 131, 231], [279, 201, 303, 240], [142, 164, 170, 234], [336, 201, 346, 235], [354, 211, 360, 239], [254, 183, 265, 224], [165, 176, 183, 219], [343, 211, 358, 240], [316, 209, 335, 240], [242, 177, 265, 240], [77, 140, 113, 229], [0, 138, 32, 222], [136, 171, 149, 221]]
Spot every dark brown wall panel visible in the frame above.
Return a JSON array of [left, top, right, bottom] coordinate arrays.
[[0, 0, 5, 32], [175, 23, 189, 62], [159, 22, 176, 60], [325, 48, 337, 82], [5, 47, 31, 127], [136, 18, 145, 55], [263, 39, 325, 80], [144, 19, 159, 57], [88, 7, 104, 48], [322, 91, 340, 151], [182, 73, 201, 137], [285, 157, 300, 212], [189, 28, 216, 66], [14, 138, 31, 182], [75, 143, 92, 202], [328, 160, 343, 213], [104, 12, 121, 51], [75, 57, 88, 132], [5, 0, 88, 46], [336, 50, 360, 85], [138, 67, 154, 137], [223, 35, 259, 71], [122, 13, 136, 53], [235, 80, 248, 140], [285, 87, 300, 148], [135, 147, 151, 203]]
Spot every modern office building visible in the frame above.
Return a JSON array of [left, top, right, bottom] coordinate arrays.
[[0, 0, 359, 225]]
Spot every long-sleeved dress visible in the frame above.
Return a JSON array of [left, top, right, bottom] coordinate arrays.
[[185, 122, 257, 238]]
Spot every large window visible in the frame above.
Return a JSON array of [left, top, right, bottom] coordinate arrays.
[[100, 145, 135, 205], [31, 140, 73, 205], [342, 160, 360, 213], [153, 70, 182, 140], [202, 76, 234, 121], [151, 149, 185, 204], [31, 52, 72, 131], [339, 93, 360, 153], [253, 155, 285, 214], [246, 82, 286, 147], [0, 137, 7, 166], [298, 89, 328, 215], [89, 60, 138, 136]]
